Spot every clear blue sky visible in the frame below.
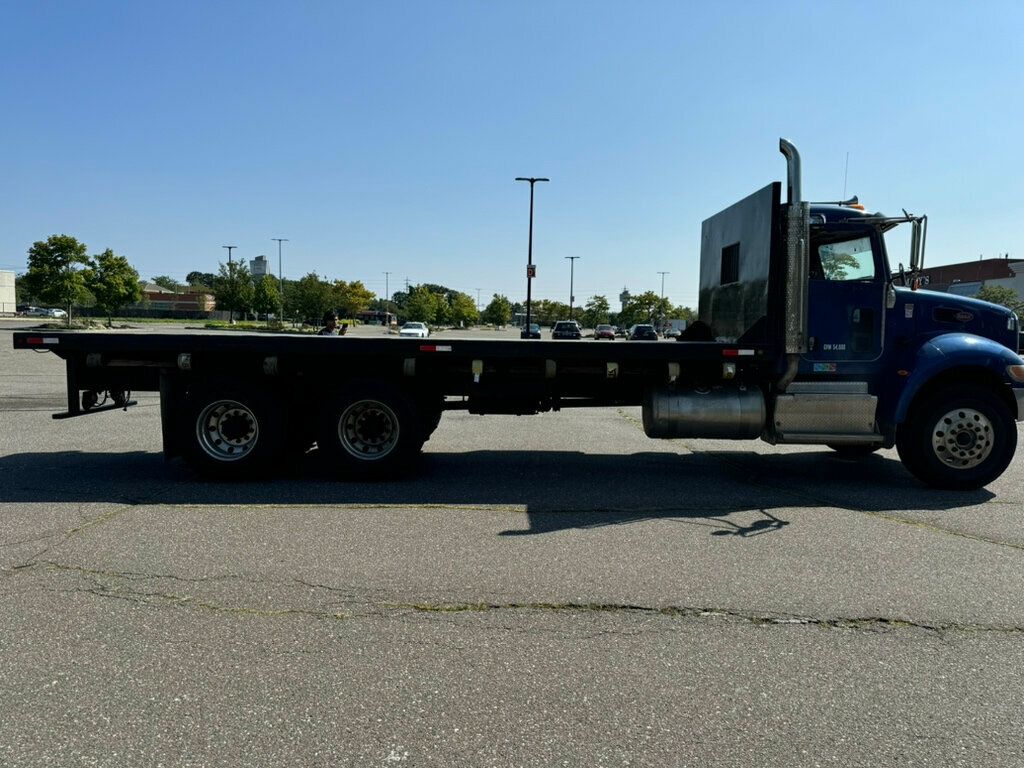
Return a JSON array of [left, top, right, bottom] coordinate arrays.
[[2, 0, 1021, 309]]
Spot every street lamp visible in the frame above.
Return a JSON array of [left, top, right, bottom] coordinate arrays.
[[565, 256, 580, 320], [657, 271, 670, 332], [515, 176, 549, 336], [222, 245, 237, 323], [272, 238, 288, 322]]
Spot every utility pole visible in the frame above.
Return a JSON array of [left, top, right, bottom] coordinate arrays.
[[514, 176, 549, 335], [383, 271, 391, 316], [565, 256, 580, 321], [222, 245, 237, 323], [657, 271, 670, 333], [272, 238, 288, 323], [476, 288, 481, 312]]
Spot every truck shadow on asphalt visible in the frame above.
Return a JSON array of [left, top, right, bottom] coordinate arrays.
[[0, 447, 995, 538]]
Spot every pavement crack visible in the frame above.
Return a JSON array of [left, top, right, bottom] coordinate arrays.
[[390, 600, 1024, 634]]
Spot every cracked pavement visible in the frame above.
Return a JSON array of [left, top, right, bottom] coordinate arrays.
[[2, 323, 1024, 766]]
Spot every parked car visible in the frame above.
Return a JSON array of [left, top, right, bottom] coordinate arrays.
[[520, 323, 541, 339], [399, 321, 429, 338], [594, 324, 615, 340], [551, 320, 582, 340], [664, 327, 681, 339], [629, 324, 658, 340], [25, 307, 67, 318]]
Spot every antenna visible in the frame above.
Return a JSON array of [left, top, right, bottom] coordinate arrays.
[[842, 152, 850, 199]]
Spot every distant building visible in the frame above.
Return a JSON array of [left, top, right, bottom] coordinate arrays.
[[250, 255, 269, 277], [0, 271, 14, 314], [917, 256, 1024, 301], [619, 287, 630, 312], [130, 281, 215, 313]]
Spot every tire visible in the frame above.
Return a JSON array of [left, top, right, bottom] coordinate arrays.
[[180, 385, 281, 480], [317, 381, 425, 479], [828, 444, 881, 457], [896, 385, 1016, 490]]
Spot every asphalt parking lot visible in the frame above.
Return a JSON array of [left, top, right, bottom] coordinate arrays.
[[2, 321, 1023, 767]]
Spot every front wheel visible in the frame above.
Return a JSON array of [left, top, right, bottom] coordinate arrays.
[[896, 386, 1017, 490]]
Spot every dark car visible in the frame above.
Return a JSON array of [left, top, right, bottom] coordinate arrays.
[[594, 323, 615, 340], [629, 324, 658, 340], [551, 320, 582, 340], [520, 323, 541, 339]]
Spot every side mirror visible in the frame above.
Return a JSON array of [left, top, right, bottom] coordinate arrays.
[[909, 220, 921, 272], [909, 216, 928, 272]]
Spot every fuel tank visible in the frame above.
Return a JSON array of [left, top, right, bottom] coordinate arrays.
[[642, 385, 765, 439]]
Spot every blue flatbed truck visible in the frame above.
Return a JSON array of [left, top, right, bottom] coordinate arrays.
[[14, 139, 1024, 489]]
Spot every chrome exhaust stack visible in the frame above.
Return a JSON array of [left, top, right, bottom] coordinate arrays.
[[777, 138, 810, 390]]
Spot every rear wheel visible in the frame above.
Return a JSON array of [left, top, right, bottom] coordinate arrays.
[[896, 385, 1016, 490], [181, 385, 280, 479], [317, 382, 425, 479]]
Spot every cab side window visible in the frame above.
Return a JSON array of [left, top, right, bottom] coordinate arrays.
[[814, 236, 876, 281]]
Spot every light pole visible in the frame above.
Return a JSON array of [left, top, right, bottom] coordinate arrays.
[[222, 245, 237, 323], [383, 271, 391, 318], [657, 271, 670, 331], [565, 256, 580, 320], [515, 176, 549, 335], [272, 238, 288, 322]]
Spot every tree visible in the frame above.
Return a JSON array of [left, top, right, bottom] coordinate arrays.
[[580, 295, 611, 329], [481, 294, 512, 326], [151, 275, 184, 292], [975, 285, 1024, 316], [252, 275, 281, 325], [84, 249, 141, 325], [405, 285, 441, 323], [21, 235, 91, 325], [213, 261, 254, 321], [618, 290, 670, 328], [287, 272, 334, 324], [449, 291, 479, 327], [333, 280, 376, 319], [186, 271, 217, 290]]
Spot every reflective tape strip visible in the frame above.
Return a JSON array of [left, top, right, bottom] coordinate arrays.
[[722, 348, 754, 357], [419, 345, 452, 352], [26, 337, 59, 345]]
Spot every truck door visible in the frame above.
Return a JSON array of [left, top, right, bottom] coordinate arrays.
[[804, 225, 886, 364]]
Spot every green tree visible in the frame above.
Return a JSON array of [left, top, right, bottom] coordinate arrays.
[[15, 273, 33, 305], [618, 290, 670, 328], [580, 295, 611, 329], [287, 272, 334, 324], [151, 275, 184, 292], [84, 249, 141, 325], [213, 261, 254, 321], [333, 279, 376, 319], [449, 291, 479, 326], [481, 294, 513, 326], [186, 271, 217, 290], [252, 275, 281, 325], [975, 285, 1024, 316], [21, 235, 91, 325], [405, 285, 440, 323]]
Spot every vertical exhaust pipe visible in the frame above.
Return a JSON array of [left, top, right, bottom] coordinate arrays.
[[777, 138, 808, 390], [779, 138, 801, 205]]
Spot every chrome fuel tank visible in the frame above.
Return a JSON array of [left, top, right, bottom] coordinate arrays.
[[642, 386, 765, 439]]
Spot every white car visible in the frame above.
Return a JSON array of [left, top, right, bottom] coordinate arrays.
[[399, 322, 429, 338]]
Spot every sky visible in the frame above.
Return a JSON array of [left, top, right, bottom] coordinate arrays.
[[1, 0, 1022, 310]]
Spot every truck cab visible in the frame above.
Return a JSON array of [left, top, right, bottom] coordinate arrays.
[[688, 139, 1024, 488]]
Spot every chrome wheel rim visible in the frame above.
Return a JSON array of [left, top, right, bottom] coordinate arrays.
[[338, 399, 400, 460], [196, 400, 259, 462], [931, 408, 993, 469]]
